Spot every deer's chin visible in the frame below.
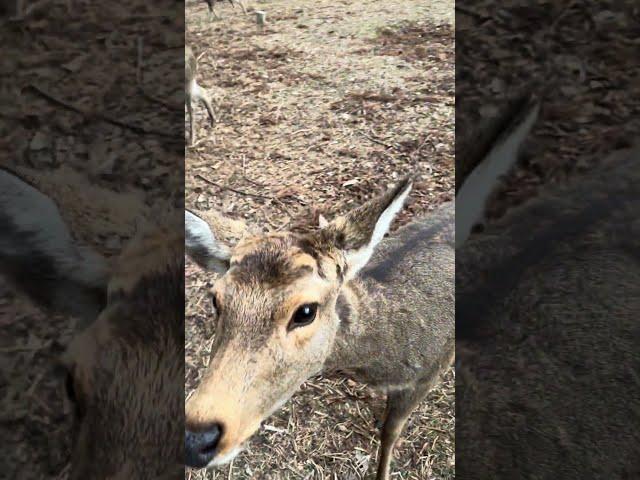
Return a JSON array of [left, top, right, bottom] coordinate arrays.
[[207, 446, 244, 468]]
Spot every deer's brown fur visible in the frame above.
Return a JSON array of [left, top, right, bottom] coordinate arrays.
[[64, 220, 184, 480], [456, 147, 640, 479]]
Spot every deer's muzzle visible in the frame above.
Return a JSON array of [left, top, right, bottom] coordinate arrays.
[[185, 423, 222, 468]]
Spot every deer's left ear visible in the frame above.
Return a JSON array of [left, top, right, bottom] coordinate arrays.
[[185, 208, 253, 274], [320, 178, 412, 281]]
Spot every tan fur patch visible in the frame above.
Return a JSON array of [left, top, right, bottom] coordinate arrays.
[[200, 210, 254, 245], [229, 236, 262, 263], [290, 252, 317, 270], [186, 345, 272, 455], [108, 219, 182, 295], [231, 232, 291, 264], [62, 305, 116, 401]]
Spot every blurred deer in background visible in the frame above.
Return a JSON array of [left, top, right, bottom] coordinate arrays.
[[203, 0, 247, 19], [186, 45, 215, 146], [455, 96, 640, 478], [184, 178, 454, 479], [0, 165, 184, 480]]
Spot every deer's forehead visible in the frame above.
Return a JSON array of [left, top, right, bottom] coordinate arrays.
[[231, 233, 315, 261], [225, 234, 323, 287]]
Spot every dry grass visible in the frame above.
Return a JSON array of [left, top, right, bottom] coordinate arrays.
[[186, 0, 454, 479]]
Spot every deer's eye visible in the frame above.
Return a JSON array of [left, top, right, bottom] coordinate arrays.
[[65, 371, 86, 419], [210, 294, 218, 312], [288, 303, 318, 330], [65, 372, 77, 403]]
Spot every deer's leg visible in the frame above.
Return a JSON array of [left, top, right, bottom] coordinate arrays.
[[200, 91, 216, 127], [205, 0, 220, 20], [376, 342, 454, 480], [192, 81, 216, 127], [187, 93, 196, 146], [375, 389, 419, 480], [228, 0, 247, 14]]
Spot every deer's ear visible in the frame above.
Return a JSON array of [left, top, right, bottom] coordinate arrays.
[[321, 178, 412, 280], [0, 168, 108, 326], [185, 209, 250, 274], [456, 96, 539, 247]]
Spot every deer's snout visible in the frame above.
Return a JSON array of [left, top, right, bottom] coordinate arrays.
[[185, 423, 223, 468]]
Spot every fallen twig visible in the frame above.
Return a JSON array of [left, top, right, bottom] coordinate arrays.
[[195, 174, 298, 219], [360, 132, 397, 150], [24, 84, 182, 141], [195, 173, 274, 200]]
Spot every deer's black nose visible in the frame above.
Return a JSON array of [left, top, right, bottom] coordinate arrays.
[[185, 423, 222, 468]]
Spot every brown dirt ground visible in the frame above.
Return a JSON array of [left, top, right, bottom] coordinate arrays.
[[185, 1, 454, 479]]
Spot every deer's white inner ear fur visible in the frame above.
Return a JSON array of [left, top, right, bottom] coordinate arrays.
[[456, 100, 539, 247], [185, 210, 231, 273], [0, 168, 107, 289], [342, 181, 412, 280]]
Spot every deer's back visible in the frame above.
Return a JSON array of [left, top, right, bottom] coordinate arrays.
[[456, 148, 640, 478]]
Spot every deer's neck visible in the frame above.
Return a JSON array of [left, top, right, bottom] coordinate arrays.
[[323, 279, 380, 378], [323, 205, 455, 388], [334, 279, 370, 337]]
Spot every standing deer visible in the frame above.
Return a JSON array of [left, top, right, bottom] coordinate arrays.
[[1, 165, 184, 480], [184, 179, 454, 479], [186, 45, 215, 146], [203, 0, 247, 19], [455, 97, 640, 478]]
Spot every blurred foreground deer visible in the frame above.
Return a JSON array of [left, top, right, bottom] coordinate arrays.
[[456, 97, 640, 478], [0, 166, 183, 479], [184, 179, 454, 479], [186, 45, 215, 146]]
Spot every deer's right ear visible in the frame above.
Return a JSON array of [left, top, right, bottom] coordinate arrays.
[[0, 168, 108, 327], [319, 178, 412, 281], [185, 209, 246, 274], [456, 96, 540, 247]]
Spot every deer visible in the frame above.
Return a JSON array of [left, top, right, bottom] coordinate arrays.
[[184, 178, 454, 479], [186, 45, 215, 146], [455, 95, 640, 478], [0, 165, 184, 480], [203, 0, 247, 19]]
